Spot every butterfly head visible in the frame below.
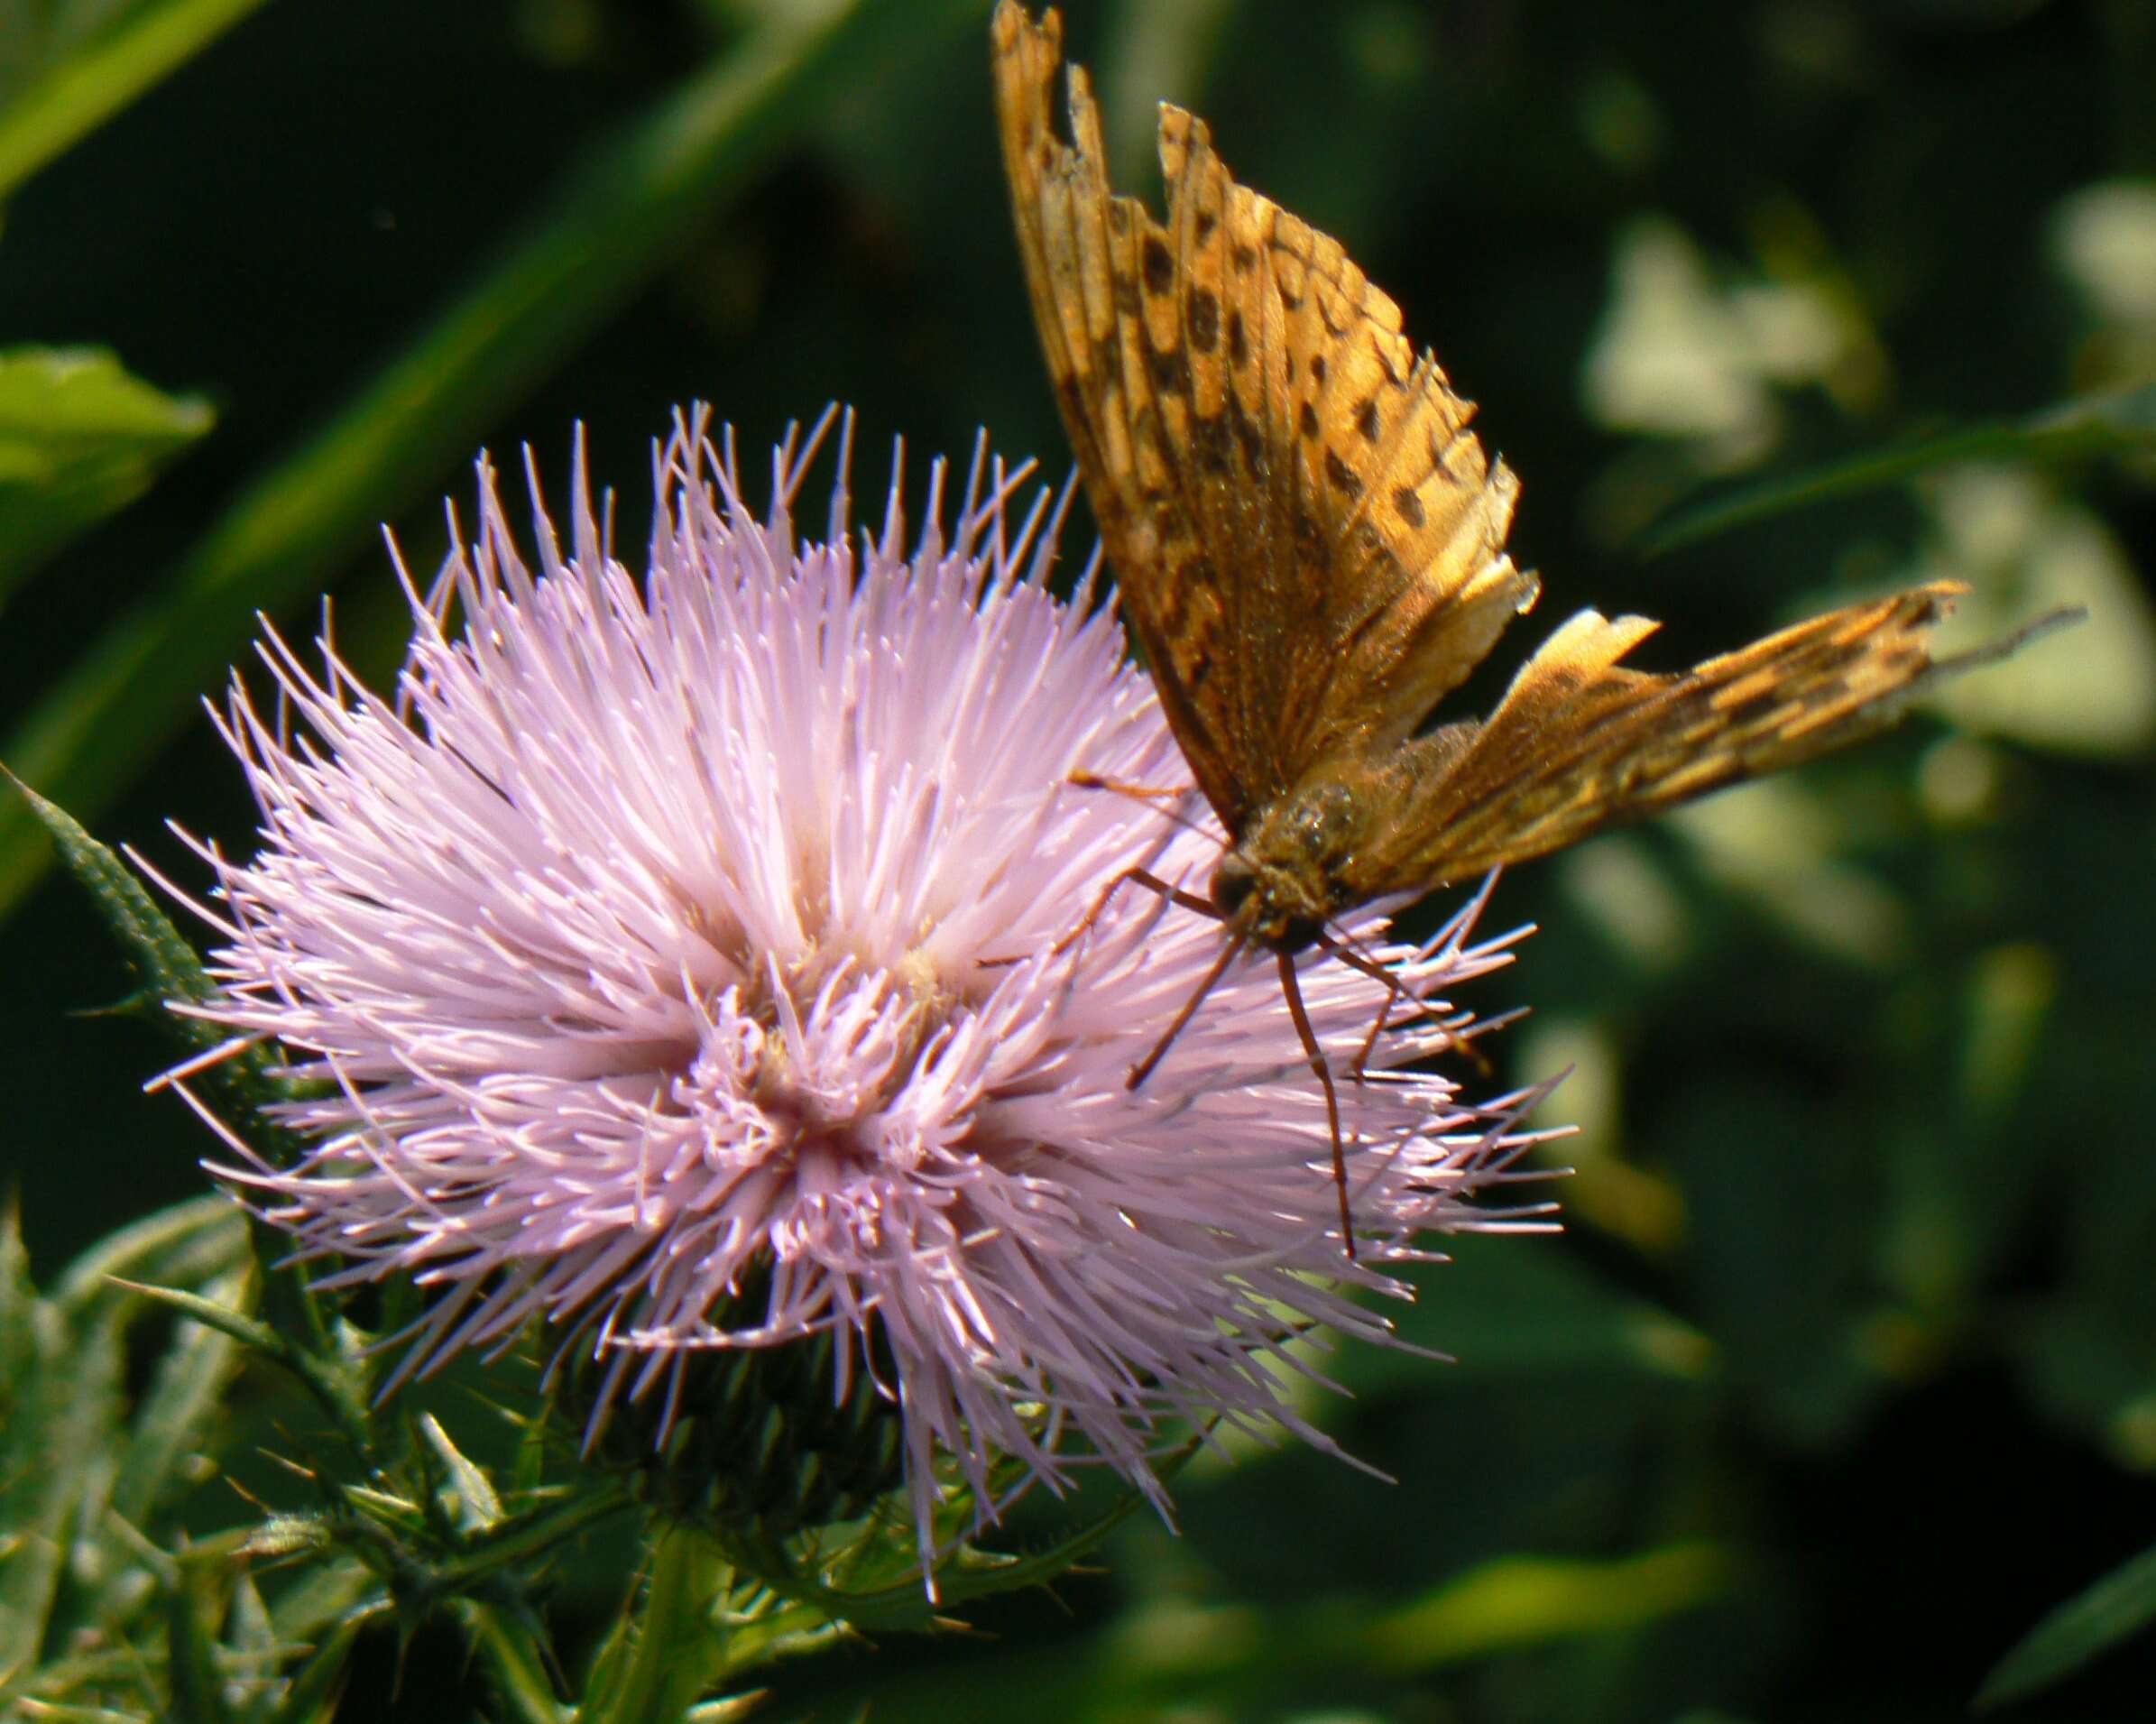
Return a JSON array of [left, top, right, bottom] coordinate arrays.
[[1212, 774, 1377, 954]]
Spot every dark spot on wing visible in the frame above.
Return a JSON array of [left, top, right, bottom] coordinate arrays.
[[1188, 289, 1220, 353], [1298, 401, 1320, 440], [1192, 413, 1232, 473], [1142, 235, 1174, 297], [1393, 485, 1425, 529], [1229, 392, 1266, 472], [1721, 689, 1789, 726], [1355, 398, 1381, 442], [1226, 309, 1248, 366], [1324, 448, 1361, 495]]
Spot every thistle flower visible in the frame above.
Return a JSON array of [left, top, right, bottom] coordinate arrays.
[[170, 408, 1552, 1549]]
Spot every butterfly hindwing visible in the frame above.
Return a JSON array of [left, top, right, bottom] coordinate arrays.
[[1357, 581, 1971, 890]]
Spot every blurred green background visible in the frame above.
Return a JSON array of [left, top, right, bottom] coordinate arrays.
[[3, 0, 2154, 1717]]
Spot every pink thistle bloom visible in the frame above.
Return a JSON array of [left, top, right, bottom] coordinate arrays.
[[170, 408, 1555, 1546]]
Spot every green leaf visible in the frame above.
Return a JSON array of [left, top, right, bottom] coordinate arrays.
[[455, 1599, 571, 1724], [1635, 383, 2156, 556], [0, 1198, 34, 1398], [0, 1292, 125, 1692], [0, 347, 213, 600], [1363, 1540, 1735, 1672], [51, 1194, 245, 1314], [166, 1560, 236, 1724], [5, 774, 286, 1111], [0, 0, 276, 200], [418, 1412, 504, 1535], [219, 1572, 278, 1724], [1976, 1539, 2156, 1710], [106, 1276, 373, 1467], [108, 1263, 249, 1528], [0, 0, 974, 923], [266, 1605, 376, 1724], [716, 1433, 1211, 1659], [0, 1201, 253, 1702], [579, 1523, 737, 1724]]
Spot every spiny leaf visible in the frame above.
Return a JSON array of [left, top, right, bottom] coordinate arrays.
[[266, 1606, 375, 1724], [53, 1196, 246, 1314], [454, 1598, 571, 1724], [418, 1413, 504, 1535], [166, 1561, 236, 1724], [0, 1198, 35, 1397], [110, 1264, 251, 1527], [723, 1432, 1208, 1647], [5, 774, 286, 1115], [106, 1277, 372, 1467], [578, 1524, 736, 1724]]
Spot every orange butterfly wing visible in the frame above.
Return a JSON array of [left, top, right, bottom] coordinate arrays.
[[990, 3, 1538, 834], [1357, 582, 1978, 890]]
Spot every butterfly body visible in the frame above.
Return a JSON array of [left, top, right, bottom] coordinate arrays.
[[1212, 759, 1399, 951]]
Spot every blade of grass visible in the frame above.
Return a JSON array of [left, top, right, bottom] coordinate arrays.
[[1635, 383, 2156, 557], [0, 0, 969, 920], [0, 1298, 125, 1693], [0, 0, 277, 200], [1976, 1540, 2156, 1710]]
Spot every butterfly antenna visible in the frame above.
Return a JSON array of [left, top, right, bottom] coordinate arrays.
[[1129, 927, 1248, 1091], [1068, 770, 1217, 845], [1276, 951, 1356, 1263]]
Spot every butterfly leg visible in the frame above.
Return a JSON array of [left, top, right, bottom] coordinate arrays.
[[976, 863, 1218, 971], [1129, 926, 1247, 1089], [1276, 950, 1357, 1263], [1056, 865, 1215, 960], [1313, 929, 1413, 1079], [1316, 927, 1490, 1083]]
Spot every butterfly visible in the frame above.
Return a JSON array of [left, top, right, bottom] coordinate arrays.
[[989, 2, 2077, 1255]]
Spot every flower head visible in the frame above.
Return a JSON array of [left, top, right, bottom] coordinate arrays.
[[175, 408, 1552, 1546]]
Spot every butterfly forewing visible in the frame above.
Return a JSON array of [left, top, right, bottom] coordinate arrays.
[[991, 3, 1539, 833]]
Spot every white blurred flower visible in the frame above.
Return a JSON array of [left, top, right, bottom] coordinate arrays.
[[171, 408, 1552, 1544]]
